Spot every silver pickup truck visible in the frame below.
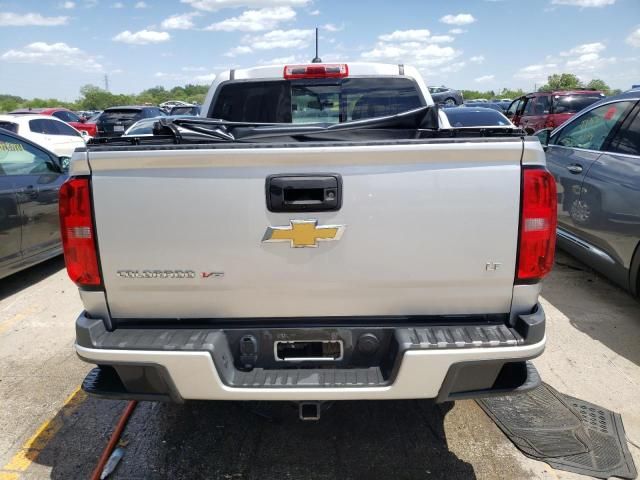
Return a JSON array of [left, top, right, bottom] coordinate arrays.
[[65, 63, 556, 419]]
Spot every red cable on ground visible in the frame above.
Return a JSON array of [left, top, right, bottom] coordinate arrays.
[[90, 400, 138, 480]]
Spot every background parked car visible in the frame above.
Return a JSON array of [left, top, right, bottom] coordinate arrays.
[[96, 106, 165, 137], [0, 129, 67, 280], [489, 99, 512, 111], [462, 102, 506, 112], [9, 107, 97, 137], [428, 86, 464, 106], [537, 90, 640, 297], [169, 104, 201, 116], [86, 111, 103, 123], [159, 100, 193, 112], [506, 90, 605, 134], [442, 106, 517, 128], [0, 114, 86, 157]]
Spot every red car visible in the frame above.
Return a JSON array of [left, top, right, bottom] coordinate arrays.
[[505, 90, 605, 134], [9, 107, 98, 137]]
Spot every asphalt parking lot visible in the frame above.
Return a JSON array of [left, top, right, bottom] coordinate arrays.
[[0, 251, 638, 480]]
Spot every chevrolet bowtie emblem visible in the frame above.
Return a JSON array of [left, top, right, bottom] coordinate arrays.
[[262, 220, 345, 248]]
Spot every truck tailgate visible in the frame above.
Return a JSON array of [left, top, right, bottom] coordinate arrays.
[[88, 140, 523, 319]]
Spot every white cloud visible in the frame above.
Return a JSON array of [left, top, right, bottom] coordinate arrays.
[[566, 52, 616, 71], [448, 28, 465, 34], [246, 28, 313, 50], [514, 63, 558, 81], [258, 54, 299, 64], [323, 23, 343, 32], [0, 12, 69, 26], [224, 45, 254, 56], [194, 73, 217, 83], [309, 9, 319, 15], [470, 55, 485, 64], [113, 30, 171, 45], [439, 61, 466, 73], [181, 66, 207, 72], [551, 0, 615, 6], [440, 13, 476, 26], [363, 27, 461, 71], [156, 70, 216, 84], [60, 1, 76, 9], [1, 42, 102, 71], [181, 0, 309, 11], [560, 42, 605, 56], [362, 42, 460, 67], [135, 1, 148, 7], [627, 27, 640, 48], [429, 35, 454, 43], [559, 42, 615, 72], [112, 1, 124, 7], [161, 12, 201, 29], [205, 6, 295, 31], [379, 29, 430, 42], [475, 74, 494, 83]]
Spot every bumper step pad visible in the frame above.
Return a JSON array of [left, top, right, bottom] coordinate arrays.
[[234, 367, 385, 388], [83, 366, 172, 402]]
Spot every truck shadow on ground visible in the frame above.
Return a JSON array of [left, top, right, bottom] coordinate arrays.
[[542, 251, 640, 367], [0, 256, 64, 302], [34, 398, 477, 480]]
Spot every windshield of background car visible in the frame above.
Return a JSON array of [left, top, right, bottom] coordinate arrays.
[[211, 78, 424, 124], [552, 95, 604, 114], [125, 119, 155, 135], [99, 109, 143, 123], [444, 108, 512, 127], [170, 106, 200, 115]]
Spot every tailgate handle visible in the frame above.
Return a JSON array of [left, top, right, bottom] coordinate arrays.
[[266, 174, 342, 212]]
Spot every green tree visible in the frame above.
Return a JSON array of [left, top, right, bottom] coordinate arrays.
[[586, 78, 611, 94], [0, 94, 25, 113], [539, 73, 583, 92], [498, 88, 525, 100]]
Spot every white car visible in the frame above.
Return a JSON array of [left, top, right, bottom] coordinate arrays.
[[0, 114, 87, 157]]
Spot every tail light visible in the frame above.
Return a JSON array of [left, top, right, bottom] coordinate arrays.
[[516, 168, 557, 282], [59, 177, 102, 287], [284, 64, 348, 79]]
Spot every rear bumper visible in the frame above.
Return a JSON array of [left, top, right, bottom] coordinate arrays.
[[75, 306, 546, 402]]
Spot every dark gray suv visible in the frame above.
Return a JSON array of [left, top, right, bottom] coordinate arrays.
[[0, 129, 68, 280], [538, 90, 640, 297]]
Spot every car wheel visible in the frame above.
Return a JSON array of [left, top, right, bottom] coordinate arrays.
[[443, 98, 457, 106]]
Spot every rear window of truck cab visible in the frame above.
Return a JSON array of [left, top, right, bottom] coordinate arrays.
[[210, 77, 424, 124]]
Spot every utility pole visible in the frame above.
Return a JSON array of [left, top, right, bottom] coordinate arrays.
[[104, 74, 110, 92]]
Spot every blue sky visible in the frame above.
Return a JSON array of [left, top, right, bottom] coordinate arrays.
[[0, 0, 639, 100]]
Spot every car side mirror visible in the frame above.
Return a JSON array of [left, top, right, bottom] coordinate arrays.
[[504, 111, 513, 118], [58, 156, 71, 173], [534, 128, 552, 150]]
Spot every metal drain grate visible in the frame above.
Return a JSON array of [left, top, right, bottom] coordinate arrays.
[[478, 384, 637, 479]]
